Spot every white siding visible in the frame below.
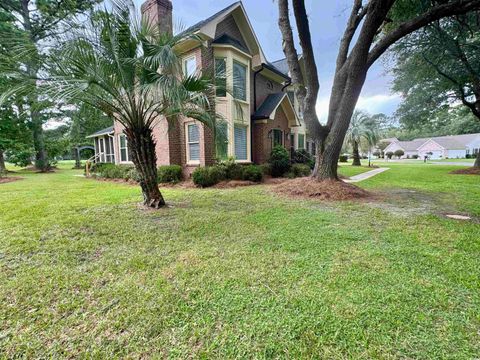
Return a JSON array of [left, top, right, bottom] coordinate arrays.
[[447, 149, 466, 158]]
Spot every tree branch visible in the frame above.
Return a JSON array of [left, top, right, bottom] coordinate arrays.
[[367, 0, 480, 68], [336, 0, 368, 70]]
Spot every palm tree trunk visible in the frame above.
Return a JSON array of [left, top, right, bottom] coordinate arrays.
[[126, 126, 165, 208], [0, 150, 6, 176], [352, 141, 361, 166]]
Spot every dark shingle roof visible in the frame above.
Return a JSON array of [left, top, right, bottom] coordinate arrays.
[[177, 2, 241, 37], [212, 33, 250, 54], [86, 126, 114, 138], [270, 58, 289, 76], [252, 93, 286, 120]]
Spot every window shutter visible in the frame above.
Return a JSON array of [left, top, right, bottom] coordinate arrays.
[[234, 125, 247, 160]]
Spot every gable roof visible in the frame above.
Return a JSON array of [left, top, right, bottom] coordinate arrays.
[[177, 1, 267, 65], [86, 126, 114, 138], [388, 139, 427, 152], [177, 2, 241, 37], [252, 92, 300, 126]]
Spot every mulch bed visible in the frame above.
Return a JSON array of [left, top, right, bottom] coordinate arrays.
[[272, 177, 371, 201], [0, 177, 23, 184], [450, 167, 480, 175]]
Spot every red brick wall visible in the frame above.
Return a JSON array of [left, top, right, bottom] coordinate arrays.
[[252, 105, 291, 164]]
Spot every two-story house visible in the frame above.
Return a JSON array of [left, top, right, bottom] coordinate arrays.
[[87, 0, 307, 176]]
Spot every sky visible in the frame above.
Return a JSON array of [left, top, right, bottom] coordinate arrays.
[[133, 0, 402, 122]]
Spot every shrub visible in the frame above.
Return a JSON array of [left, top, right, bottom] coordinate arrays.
[[373, 150, 381, 158], [291, 163, 311, 177], [242, 165, 263, 182], [192, 166, 226, 187], [385, 151, 393, 159], [157, 165, 182, 183], [260, 163, 271, 176], [339, 155, 348, 163], [394, 149, 405, 158], [292, 149, 312, 164], [412, 154, 419, 159], [218, 158, 244, 180], [124, 166, 140, 181], [268, 145, 290, 177]]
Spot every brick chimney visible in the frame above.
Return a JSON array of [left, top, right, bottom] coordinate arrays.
[[141, 0, 172, 35]]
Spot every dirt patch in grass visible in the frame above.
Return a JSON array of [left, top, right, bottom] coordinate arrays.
[[0, 177, 23, 184], [450, 167, 480, 175], [272, 177, 371, 201]]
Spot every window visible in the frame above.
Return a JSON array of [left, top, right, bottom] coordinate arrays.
[[233, 61, 247, 101], [119, 134, 130, 162], [183, 56, 197, 77], [215, 121, 228, 161], [290, 134, 295, 149], [186, 123, 200, 162], [215, 58, 226, 97], [272, 129, 283, 147], [234, 124, 248, 160], [298, 134, 305, 149]]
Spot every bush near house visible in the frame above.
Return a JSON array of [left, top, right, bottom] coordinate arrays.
[[291, 163, 311, 177], [386, 151, 394, 159], [157, 165, 182, 184], [269, 145, 290, 177], [241, 165, 263, 182], [192, 166, 226, 187], [218, 158, 244, 180], [339, 155, 349, 162], [394, 149, 405, 159], [412, 154, 419, 159], [292, 149, 315, 169]]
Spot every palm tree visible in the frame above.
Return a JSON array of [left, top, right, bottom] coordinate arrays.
[[345, 110, 379, 166], [10, 1, 215, 208]]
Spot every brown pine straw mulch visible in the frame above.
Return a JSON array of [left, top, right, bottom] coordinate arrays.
[[0, 177, 23, 184], [272, 177, 371, 201], [450, 167, 480, 175]]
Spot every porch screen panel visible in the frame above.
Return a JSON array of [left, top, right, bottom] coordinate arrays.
[[234, 124, 247, 160]]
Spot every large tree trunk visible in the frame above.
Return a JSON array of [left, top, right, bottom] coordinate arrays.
[[352, 141, 361, 166], [474, 153, 480, 168], [126, 126, 165, 208], [0, 150, 6, 176]]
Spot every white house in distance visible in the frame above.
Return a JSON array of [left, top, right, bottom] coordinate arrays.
[[383, 133, 480, 159]]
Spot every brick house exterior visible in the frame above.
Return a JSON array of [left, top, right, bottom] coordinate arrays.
[[87, 0, 307, 177]]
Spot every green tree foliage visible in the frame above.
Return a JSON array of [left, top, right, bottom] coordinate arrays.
[[10, 1, 216, 207], [0, 0, 100, 171], [391, 12, 480, 131], [345, 110, 380, 166]]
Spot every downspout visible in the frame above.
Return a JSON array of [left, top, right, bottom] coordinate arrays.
[[252, 64, 265, 163], [281, 79, 291, 92]]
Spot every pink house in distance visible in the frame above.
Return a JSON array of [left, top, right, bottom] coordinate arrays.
[[383, 133, 480, 159]]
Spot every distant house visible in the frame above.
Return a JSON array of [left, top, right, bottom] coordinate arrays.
[[383, 133, 480, 159], [86, 0, 308, 176]]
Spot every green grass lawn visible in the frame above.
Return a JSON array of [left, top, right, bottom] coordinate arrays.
[[337, 164, 375, 178], [1, 162, 479, 358]]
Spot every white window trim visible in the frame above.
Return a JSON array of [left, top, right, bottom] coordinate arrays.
[[118, 134, 132, 163], [185, 122, 201, 165]]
